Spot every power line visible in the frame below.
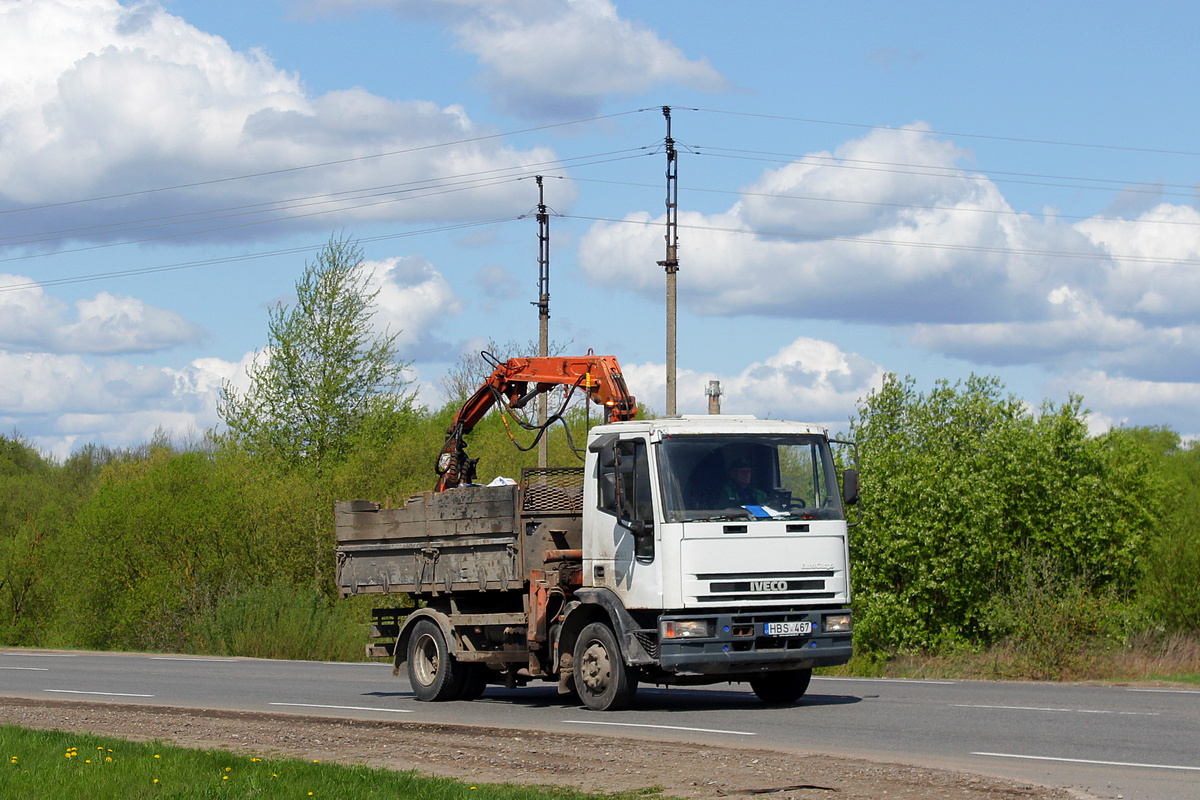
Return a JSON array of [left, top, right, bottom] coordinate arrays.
[[559, 213, 1200, 268], [562, 175, 1200, 229], [0, 218, 520, 294], [0, 148, 654, 250], [691, 107, 1200, 159], [693, 148, 1198, 202], [0, 109, 653, 216]]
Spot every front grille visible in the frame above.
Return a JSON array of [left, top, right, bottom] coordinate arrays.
[[695, 570, 834, 603]]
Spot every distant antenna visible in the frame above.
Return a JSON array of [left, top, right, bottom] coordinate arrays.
[[535, 176, 550, 468], [656, 106, 680, 415]]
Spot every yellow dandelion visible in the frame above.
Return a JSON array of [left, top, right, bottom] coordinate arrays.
[[312, 759, 319, 763], [154, 754, 160, 759], [222, 775, 229, 781], [85, 760, 91, 764], [153, 779, 159, 784], [225, 767, 232, 772], [97, 746, 104, 750], [105, 757, 112, 762]]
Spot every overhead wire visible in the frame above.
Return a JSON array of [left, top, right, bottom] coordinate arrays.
[[558, 213, 1200, 269], [5, 102, 1199, 290], [0, 108, 654, 217], [689, 106, 1200, 159], [562, 175, 1200, 229], [0, 218, 520, 294], [0, 151, 656, 261]]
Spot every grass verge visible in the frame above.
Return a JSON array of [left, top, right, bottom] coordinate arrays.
[[0, 725, 668, 800], [818, 633, 1200, 683]]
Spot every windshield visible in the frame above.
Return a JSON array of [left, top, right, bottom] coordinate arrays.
[[657, 434, 845, 522]]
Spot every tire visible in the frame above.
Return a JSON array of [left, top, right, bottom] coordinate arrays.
[[749, 668, 812, 704], [456, 663, 489, 701], [573, 622, 638, 711], [406, 618, 463, 702]]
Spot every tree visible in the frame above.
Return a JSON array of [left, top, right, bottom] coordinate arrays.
[[219, 234, 412, 470], [847, 373, 1162, 652]]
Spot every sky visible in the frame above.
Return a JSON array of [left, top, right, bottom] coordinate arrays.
[[4, 0, 1200, 458]]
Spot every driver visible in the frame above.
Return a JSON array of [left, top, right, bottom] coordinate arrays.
[[721, 458, 768, 506]]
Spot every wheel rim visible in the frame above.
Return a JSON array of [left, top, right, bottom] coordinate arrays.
[[412, 633, 440, 687], [579, 638, 611, 694]]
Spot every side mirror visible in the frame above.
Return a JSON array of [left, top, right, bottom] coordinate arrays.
[[842, 468, 860, 506]]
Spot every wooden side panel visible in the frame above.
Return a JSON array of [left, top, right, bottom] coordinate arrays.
[[335, 485, 523, 596]]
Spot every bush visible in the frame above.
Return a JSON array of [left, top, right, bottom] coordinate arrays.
[[849, 374, 1162, 652], [190, 583, 369, 662]]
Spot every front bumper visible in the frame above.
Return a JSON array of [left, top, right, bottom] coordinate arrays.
[[657, 609, 852, 675]]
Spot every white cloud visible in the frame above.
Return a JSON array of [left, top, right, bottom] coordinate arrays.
[[577, 124, 1200, 408], [294, 0, 728, 117], [621, 336, 883, 426], [0, 0, 565, 244], [579, 124, 1106, 327], [0, 275, 202, 354], [1046, 369, 1200, 435], [0, 348, 252, 457], [368, 255, 464, 360]]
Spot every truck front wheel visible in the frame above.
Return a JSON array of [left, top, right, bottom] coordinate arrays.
[[749, 668, 812, 704], [407, 619, 463, 701], [573, 622, 637, 711]]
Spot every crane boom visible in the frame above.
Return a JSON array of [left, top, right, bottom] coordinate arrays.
[[434, 354, 636, 491]]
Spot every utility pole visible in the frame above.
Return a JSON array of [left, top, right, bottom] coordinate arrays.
[[657, 106, 679, 416], [535, 176, 550, 468]]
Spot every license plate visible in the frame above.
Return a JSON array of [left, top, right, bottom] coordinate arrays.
[[764, 621, 812, 637]]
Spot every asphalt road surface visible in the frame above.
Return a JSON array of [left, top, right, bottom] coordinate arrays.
[[2, 648, 1198, 799]]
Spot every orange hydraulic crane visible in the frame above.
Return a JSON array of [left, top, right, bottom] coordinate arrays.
[[434, 354, 637, 491]]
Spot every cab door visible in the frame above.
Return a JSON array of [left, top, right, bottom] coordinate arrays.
[[585, 437, 662, 609]]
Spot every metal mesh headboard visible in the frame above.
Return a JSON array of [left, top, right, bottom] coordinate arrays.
[[521, 467, 585, 513]]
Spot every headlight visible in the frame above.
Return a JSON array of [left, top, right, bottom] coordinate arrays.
[[823, 613, 852, 633], [660, 619, 714, 639]]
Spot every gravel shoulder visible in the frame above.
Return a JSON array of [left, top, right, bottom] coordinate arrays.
[[0, 697, 1084, 800]]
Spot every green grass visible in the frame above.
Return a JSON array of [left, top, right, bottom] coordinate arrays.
[[0, 726, 669, 800]]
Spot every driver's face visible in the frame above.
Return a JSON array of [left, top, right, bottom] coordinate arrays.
[[732, 466, 752, 487]]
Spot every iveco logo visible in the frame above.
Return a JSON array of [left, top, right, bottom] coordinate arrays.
[[751, 580, 789, 592]]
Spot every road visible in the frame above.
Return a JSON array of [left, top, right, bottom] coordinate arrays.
[[2, 648, 1198, 799]]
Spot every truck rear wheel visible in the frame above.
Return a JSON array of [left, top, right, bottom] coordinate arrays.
[[407, 619, 463, 701], [749, 668, 812, 704], [456, 663, 489, 700], [573, 622, 637, 711]]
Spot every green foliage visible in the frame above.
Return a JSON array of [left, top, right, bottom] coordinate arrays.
[[849, 374, 1162, 652], [982, 557, 1125, 679], [1134, 432, 1200, 632], [189, 583, 369, 661], [46, 446, 325, 652], [219, 234, 413, 472], [2, 725, 654, 800], [0, 435, 105, 645]]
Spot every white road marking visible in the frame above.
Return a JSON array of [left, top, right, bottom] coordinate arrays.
[[0, 666, 49, 671], [1, 653, 77, 657], [269, 703, 413, 713], [974, 752, 1200, 772], [1127, 688, 1200, 695], [813, 676, 956, 685], [954, 703, 1159, 716], [149, 657, 231, 662], [563, 720, 755, 736], [44, 689, 153, 697]]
